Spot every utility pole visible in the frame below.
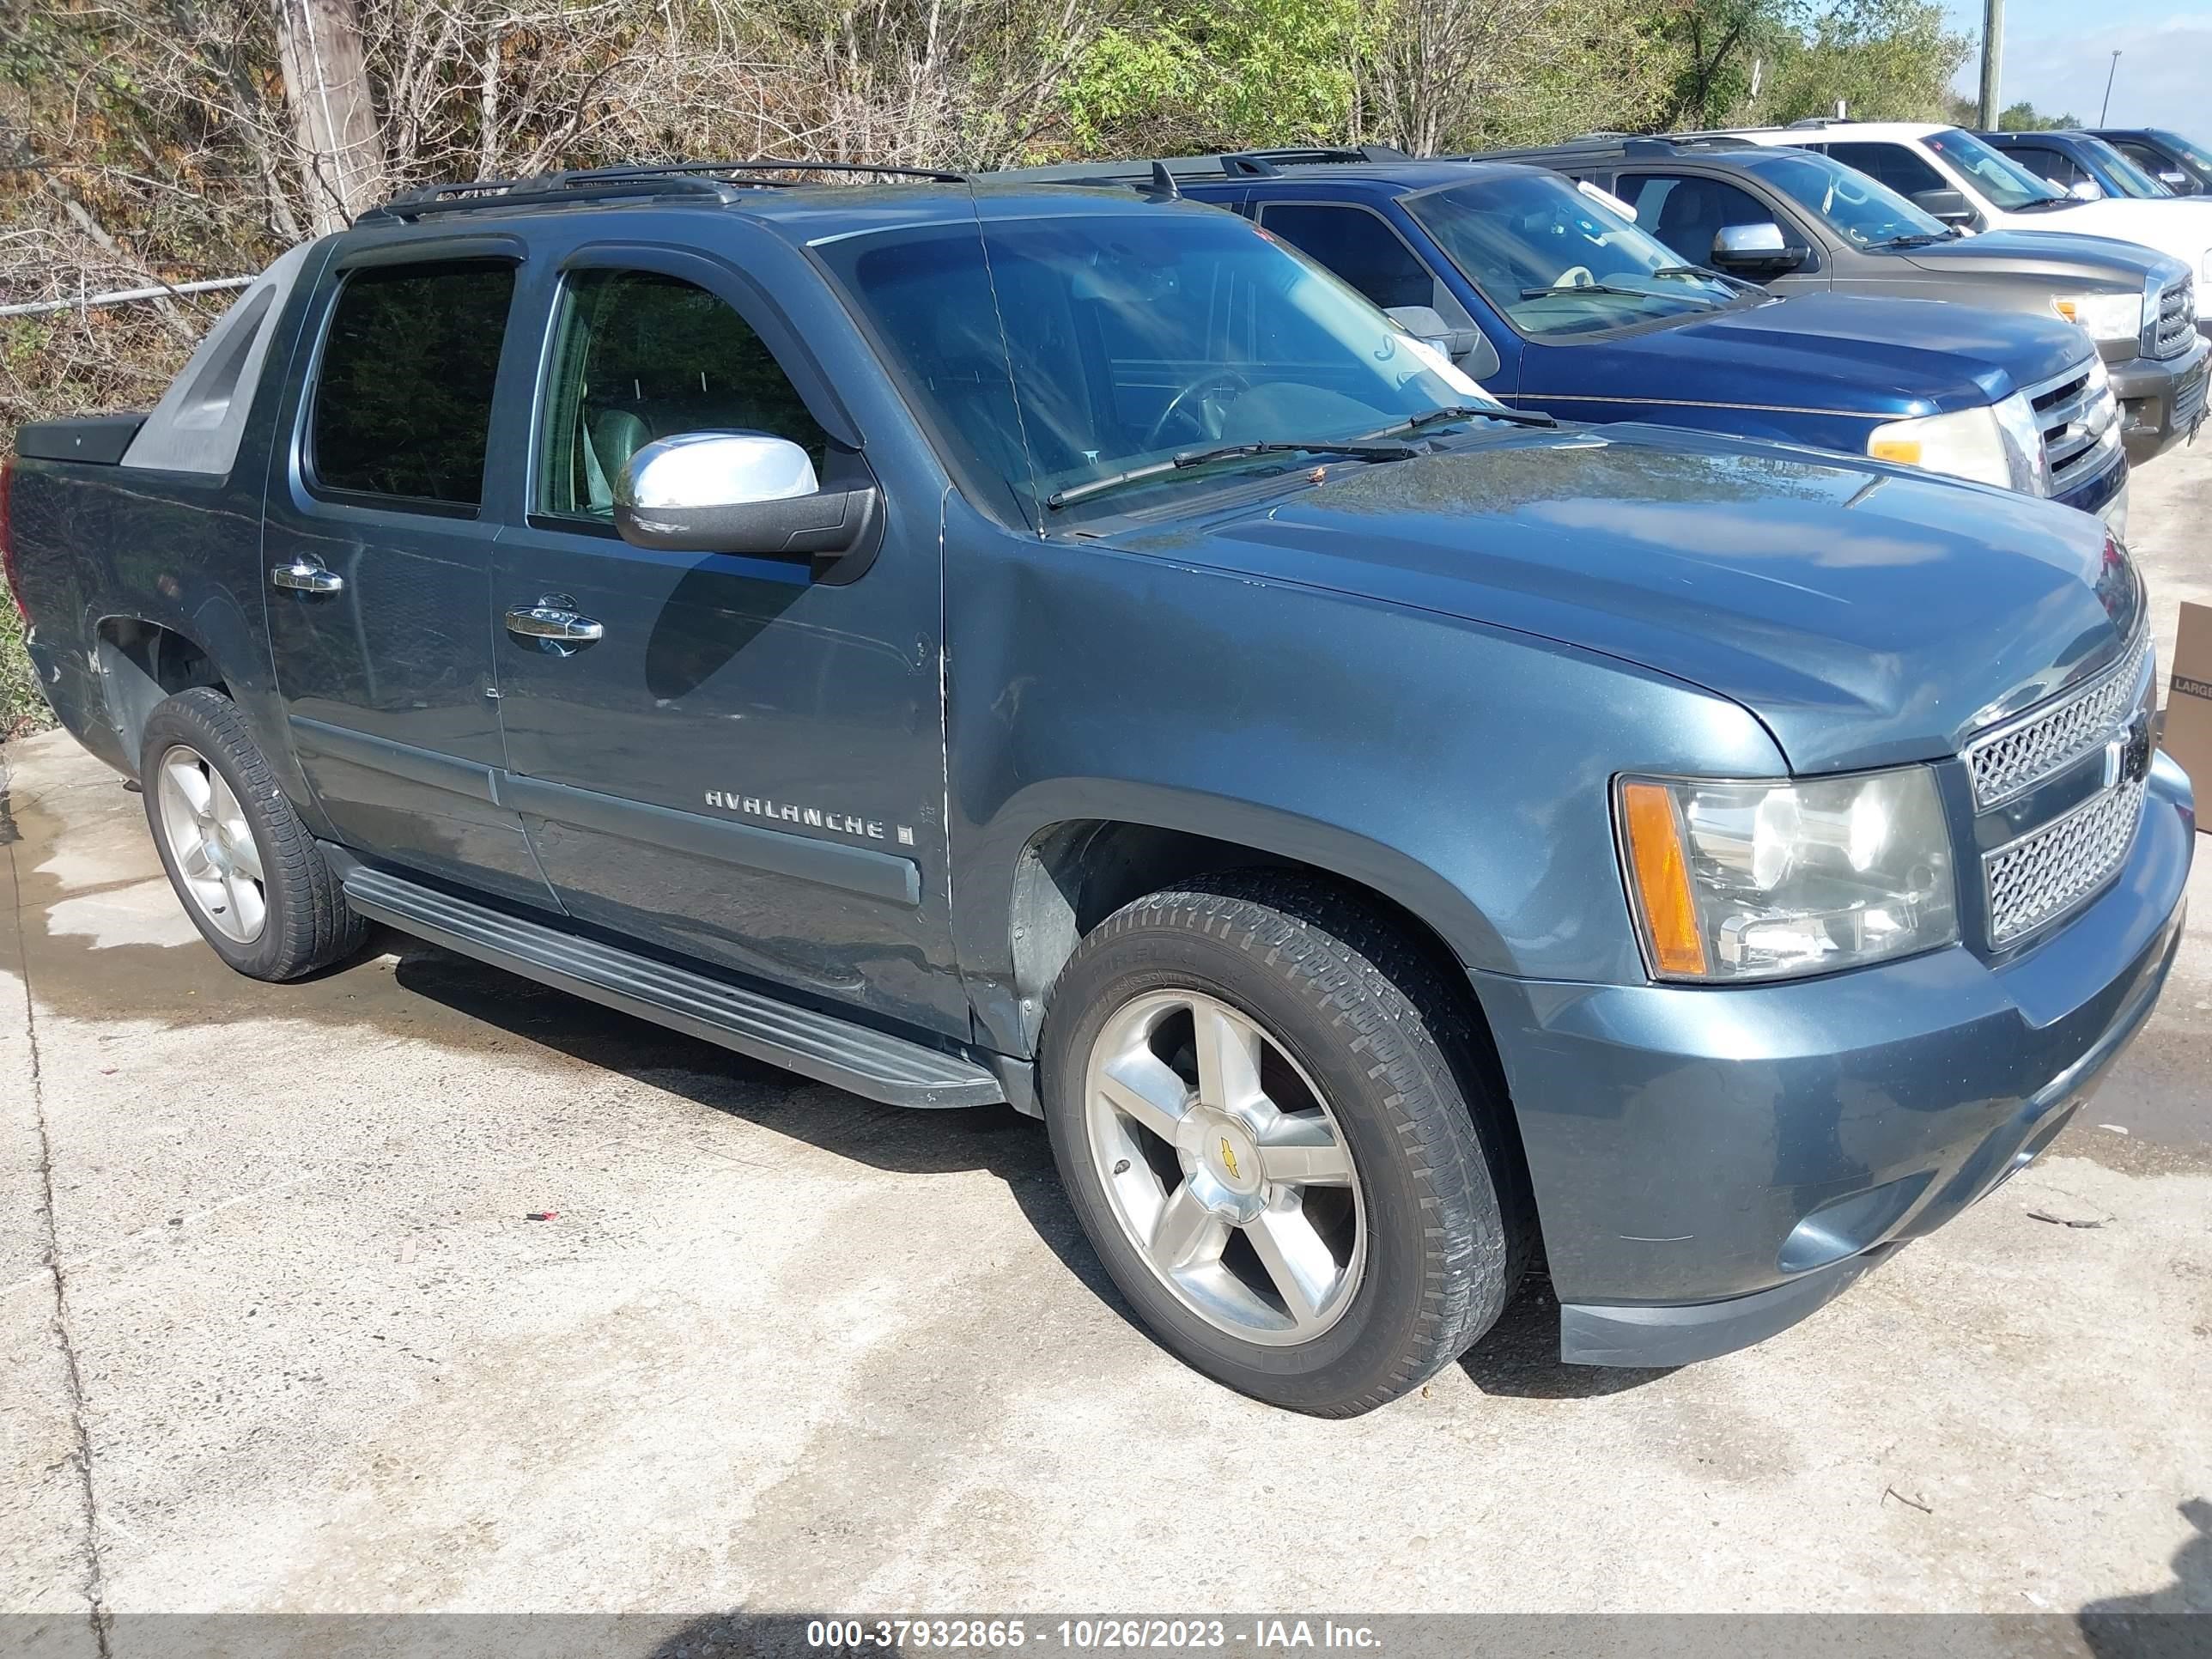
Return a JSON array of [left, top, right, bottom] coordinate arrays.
[[2100, 52, 2122, 125], [1978, 0, 2002, 128]]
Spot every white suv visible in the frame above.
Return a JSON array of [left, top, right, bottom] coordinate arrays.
[[1731, 121, 2212, 301]]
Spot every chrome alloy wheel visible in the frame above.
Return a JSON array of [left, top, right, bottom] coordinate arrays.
[[1083, 990, 1365, 1344], [155, 744, 266, 944]]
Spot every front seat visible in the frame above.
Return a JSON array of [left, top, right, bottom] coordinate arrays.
[[1653, 181, 1727, 266], [582, 406, 653, 511]]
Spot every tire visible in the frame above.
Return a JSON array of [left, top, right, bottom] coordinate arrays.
[[1037, 871, 1528, 1416], [139, 688, 367, 981]]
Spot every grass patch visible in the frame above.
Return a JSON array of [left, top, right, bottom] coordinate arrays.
[[1, 583, 53, 741]]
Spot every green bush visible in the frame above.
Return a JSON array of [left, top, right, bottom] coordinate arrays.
[[0, 586, 48, 742]]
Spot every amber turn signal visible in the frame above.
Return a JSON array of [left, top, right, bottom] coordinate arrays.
[[1619, 781, 1710, 978]]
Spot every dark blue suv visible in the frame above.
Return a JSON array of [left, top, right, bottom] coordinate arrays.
[[1003, 149, 2130, 525]]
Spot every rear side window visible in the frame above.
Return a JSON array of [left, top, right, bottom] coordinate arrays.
[[310, 261, 515, 508], [1825, 142, 1946, 198]]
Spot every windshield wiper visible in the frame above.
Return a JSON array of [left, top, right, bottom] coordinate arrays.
[[2013, 197, 2075, 212], [1872, 233, 1948, 248], [1044, 439, 1417, 511], [1364, 403, 1556, 437], [1521, 280, 1725, 308]]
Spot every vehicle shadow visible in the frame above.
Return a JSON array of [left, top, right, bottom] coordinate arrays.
[[382, 934, 1130, 1310], [385, 933, 1673, 1405], [2077, 1498, 2212, 1658], [1456, 1265, 1677, 1400]]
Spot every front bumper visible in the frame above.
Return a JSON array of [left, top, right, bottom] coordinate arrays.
[[1476, 750, 2195, 1369], [2110, 337, 2209, 464]]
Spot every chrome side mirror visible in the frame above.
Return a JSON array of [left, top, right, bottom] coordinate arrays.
[[1710, 222, 1808, 275], [2067, 178, 2105, 201], [615, 430, 881, 575]]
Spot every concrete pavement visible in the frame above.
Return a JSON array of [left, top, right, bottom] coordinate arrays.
[[2, 449, 2209, 1638]]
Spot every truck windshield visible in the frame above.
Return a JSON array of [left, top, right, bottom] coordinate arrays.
[[1404, 171, 1744, 340], [1741, 149, 1950, 246], [2079, 136, 2174, 198], [1923, 129, 2070, 210], [2152, 131, 2212, 178], [815, 210, 1499, 524]]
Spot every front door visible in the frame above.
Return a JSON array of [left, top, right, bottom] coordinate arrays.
[[263, 244, 556, 908], [488, 244, 968, 1039]]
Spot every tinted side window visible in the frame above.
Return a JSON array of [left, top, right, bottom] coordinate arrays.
[[1826, 142, 1945, 197], [1260, 204, 1444, 313], [1623, 173, 1779, 263], [312, 262, 514, 507], [536, 270, 828, 521]]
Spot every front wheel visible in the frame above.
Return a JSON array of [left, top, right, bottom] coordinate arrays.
[[1038, 873, 1525, 1416]]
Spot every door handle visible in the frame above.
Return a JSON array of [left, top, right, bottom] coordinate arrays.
[[505, 597, 605, 647], [270, 559, 343, 594]]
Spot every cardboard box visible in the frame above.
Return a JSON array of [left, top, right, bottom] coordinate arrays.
[[2163, 600, 2212, 831]]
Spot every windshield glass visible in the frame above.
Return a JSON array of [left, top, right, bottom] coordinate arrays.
[[2078, 135, 2173, 198], [2152, 131, 2212, 177], [1742, 149, 1949, 245], [1924, 129, 2069, 210], [1405, 170, 1742, 339], [813, 209, 1493, 525]]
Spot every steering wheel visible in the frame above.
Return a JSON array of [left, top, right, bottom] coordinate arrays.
[[1555, 264, 1595, 289], [1144, 368, 1253, 450]]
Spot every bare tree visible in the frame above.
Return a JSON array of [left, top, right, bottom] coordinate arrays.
[[1367, 0, 1558, 155], [272, 0, 387, 229]]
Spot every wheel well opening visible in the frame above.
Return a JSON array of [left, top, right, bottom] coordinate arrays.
[[1011, 818, 1535, 1240], [96, 619, 229, 769]]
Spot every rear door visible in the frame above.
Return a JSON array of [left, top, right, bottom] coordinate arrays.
[[262, 239, 556, 908], [484, 232, 969, 1039]]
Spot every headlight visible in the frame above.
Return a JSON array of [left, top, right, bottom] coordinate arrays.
[[1615, 769, 1959, 982], [1868, 393, 2049, 495], [2050, 289, 2147, 344]]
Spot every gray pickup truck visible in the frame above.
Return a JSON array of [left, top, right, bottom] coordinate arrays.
[[3, 162, 2194, 1415]]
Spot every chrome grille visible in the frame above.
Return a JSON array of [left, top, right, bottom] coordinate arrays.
[[1984, 778, 2146, 945], [2028, 359, 2121, 490], [1964, 629, 2150, 810], [2153, 276, 2197, 360]]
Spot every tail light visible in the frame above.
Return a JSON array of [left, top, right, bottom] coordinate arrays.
[[1, 455, 22, 625]]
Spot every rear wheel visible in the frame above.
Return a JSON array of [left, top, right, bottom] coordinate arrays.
[[140, 688, 366, 981], [1038, 872, 1525, 1416]]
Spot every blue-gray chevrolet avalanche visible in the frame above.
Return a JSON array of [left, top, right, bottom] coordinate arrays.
[[3, 166, 2194, 1416]]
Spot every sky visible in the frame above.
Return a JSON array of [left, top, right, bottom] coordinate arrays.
[[1940, 0, 2211, 133]]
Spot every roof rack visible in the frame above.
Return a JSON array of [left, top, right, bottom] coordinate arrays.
[[983, 144, 1414, 188], [363, 159, 966, 222]]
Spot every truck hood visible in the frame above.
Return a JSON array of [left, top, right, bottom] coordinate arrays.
[[1993, 198, 2212, 275], [1898, 228, 2191, 290], [1116, 427, 2140, 774], [1525, 292, 2089, 413]]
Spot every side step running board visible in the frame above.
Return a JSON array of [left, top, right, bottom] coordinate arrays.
[[337, 860, 1006, 1110]]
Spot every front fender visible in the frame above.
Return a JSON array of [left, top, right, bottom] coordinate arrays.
[[944, 519, 1787, 1053]]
